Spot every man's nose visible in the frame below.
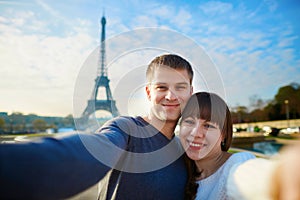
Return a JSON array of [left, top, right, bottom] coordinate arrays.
[[165, 90, 177, 101]]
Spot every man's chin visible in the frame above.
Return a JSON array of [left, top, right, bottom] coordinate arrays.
[[164, 115, 180, 123], [154, 110, 181, 122]]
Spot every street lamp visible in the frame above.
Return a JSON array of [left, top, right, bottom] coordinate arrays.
[[284, 100, 290, 128]]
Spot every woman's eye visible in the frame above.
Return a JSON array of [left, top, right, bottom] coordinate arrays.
[[183, 119, 195, 125], [204, 124, 217, 129]]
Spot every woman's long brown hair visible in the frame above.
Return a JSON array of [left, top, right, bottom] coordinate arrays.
[[181, 92, 233, 199], [184, 154, 200, 200]]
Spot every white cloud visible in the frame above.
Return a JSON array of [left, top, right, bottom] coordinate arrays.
[[129, 3, 193, 32], [199, 1, 233, 16], [0, 1, 33, 6], [197, 20, 300, 107], [170, 8, 192, 29], [1, 0, 299, 117], [0, 12, 95, 116], [263, 0, 278, 12], [35, 0, 62, 20], [278, 35, 298, 48], [148, 4, 174, 19], [133, 15, 158, 27]]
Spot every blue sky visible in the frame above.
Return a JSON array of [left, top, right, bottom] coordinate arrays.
[[0, 0, 299, 117]]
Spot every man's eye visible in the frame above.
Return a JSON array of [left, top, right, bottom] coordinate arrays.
[[156, 86, 167, 90], [176, 85, 187, 89], [176, 86, 187, 90]]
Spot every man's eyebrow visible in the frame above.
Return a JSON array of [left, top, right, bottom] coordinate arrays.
[[176, 82, 189, 85], [152, 82, 167, 85], [152, 82, 189, 85], [175, 82, 189, 86]]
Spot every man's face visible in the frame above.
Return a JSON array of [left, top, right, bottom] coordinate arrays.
[[146, 66, 193, 122]]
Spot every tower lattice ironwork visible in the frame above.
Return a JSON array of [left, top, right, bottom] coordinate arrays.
[[81, 15, 119, 120]]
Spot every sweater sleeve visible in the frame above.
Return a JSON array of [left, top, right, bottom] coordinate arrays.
[[0, 118, 129, 199], [227, 157, 274, 200]]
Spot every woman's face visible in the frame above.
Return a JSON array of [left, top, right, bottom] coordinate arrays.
[[179, 117, 223, 161]]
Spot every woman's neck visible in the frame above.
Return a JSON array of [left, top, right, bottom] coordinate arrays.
[[195, 151, 231, 180]]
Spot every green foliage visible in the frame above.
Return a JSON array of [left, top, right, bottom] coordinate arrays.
[[32, 119, 47, 131], [232, 82, 300, 123], [254, 126, 260, 132], [62, 114, 75, 127], [0, 117, 5, 130], [265, 83, 300, 120]]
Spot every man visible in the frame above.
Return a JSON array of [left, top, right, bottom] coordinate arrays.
[[0, 54, 193, 199]]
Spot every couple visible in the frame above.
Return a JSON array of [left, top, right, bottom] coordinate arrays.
[[0, 54, 255, 199]]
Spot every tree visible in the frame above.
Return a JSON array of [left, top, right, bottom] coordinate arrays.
[[32, 119, 47, 132], [249, 95, 265, 111], [275, 83, 300, 119], [249, 109, 268, 122], [232, 106, 248, 123], [62, 114, 75, 127], [0, 117, 5, 130]]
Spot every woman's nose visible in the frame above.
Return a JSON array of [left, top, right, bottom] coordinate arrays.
[[191, 125, 205, 138]]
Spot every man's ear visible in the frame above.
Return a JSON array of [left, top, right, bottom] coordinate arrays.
[[190, 85, 193, 95], [145, 85, 151, 100]]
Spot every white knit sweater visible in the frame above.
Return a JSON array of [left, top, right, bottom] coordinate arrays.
[[195, 152, 255, 200]]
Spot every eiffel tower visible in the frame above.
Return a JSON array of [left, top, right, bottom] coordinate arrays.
[[81, 15, 119, 121]]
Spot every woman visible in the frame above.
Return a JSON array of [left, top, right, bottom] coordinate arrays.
[[179, 92, 255, 200]]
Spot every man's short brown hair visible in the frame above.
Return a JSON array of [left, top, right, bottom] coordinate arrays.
[[146, 54, 194, 84]]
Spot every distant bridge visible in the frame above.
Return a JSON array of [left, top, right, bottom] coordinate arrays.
[[233, 119, 300, 130]]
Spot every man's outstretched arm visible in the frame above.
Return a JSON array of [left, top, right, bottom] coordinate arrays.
[[0, 130, 128, 200]]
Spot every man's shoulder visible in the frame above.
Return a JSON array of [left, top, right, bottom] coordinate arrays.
[[97, 116, 143, 134], [103, 116, 142, 127]]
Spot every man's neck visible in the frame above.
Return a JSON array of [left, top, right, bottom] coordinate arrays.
[[142, 116, 177, 140]]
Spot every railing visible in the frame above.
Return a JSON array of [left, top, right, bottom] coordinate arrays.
[[229, 147, 272, 159]]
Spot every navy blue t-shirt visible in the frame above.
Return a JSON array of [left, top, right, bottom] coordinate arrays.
[[0, 116, 187, 199]]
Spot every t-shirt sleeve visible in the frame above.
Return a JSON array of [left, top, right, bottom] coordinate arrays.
[[0, 117, 130, 199]]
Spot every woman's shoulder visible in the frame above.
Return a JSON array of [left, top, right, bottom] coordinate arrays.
[[220, 152, 255, 174], [229, 151, 256, 163]]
